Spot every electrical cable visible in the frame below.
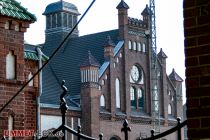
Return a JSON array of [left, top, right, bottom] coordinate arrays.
[[0, 0, 96, 113]]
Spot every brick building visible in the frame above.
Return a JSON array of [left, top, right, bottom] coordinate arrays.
[[39, 0, 184, 139], [184, 0, 210, 139], [0, 0, 37, 139]]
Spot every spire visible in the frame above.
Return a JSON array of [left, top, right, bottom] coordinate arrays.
[[169, 68, 183, 82], [141, 4, 150, 15], [158, 48, 168, 59], [116, 0, 129, 9], [80, 51, 100, 67], [104, 35, 115, 47]]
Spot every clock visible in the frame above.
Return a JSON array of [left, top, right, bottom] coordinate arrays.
[[131, 65, 142, 82]]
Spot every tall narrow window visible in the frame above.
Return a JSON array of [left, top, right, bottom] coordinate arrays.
[[5, 21, 9, 29], [142, 43, 146, 52], [130, 87, 136, 108], [128, 41, 132, 50], [168, 104, 172, 115], [133, 42, 137, 50], [28, 72, 33, 87], [100, 95, 105, 107], [138, 88, 144, 108], [8, 115, 14, 140], [137, 43, 141, 52], [6, 51, 16, 79], [115, 78, 120, 108]]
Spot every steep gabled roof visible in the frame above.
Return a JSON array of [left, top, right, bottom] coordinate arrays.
[[158, 48, 168, 59], [41, 29, 119, 105], [141, 4, 150, 15], [0, 0, 36, 21], [169, 68, 183, 82], [80, 51, 100, 67], [116, 0, 129, 9]]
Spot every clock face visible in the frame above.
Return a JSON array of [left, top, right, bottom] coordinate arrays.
[[131, 65, 141, 82]]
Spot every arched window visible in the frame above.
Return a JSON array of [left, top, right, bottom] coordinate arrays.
[[168, 104, 172, 115], [138, 88, 144, 108], [100, 95, 105, 107], [115, 78, 120, 108], [6, 51, 16, 79], [5, 21, 9, 29], [130, 87, 136, 108], [8, 115, 14, 140], [137, 43, 141, 51], [128, 41, 132, 50], [133, 42, 137, 50], [142, 43, 146, 52], [28, 72, 33, 86]]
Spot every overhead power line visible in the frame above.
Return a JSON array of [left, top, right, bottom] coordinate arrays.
[[0, 0, 96, 113]]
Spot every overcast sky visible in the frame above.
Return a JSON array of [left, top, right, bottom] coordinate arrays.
[[17, 0, 186, 103]]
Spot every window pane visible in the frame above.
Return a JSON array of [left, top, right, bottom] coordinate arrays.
[[115, 78, 120, 108], [100, 95, 105, 107], [138, 88, 144, 108], [133, 42, 137, 50], [128, 41, 132, 50], [137, 43, 141, 51], [130, 87, 136, 107], [6, 51, 16, 79]]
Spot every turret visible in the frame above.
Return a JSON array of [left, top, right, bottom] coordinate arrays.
[[141, 4, 150, 29], [158, 48, 168, 64], [43, 0, 80, 40], [169, 68, 183, 118], [158, 48, 168, 124], [80, 51, 100, 137], [116, 0, 129, 40], [104, 36, 115, 61]]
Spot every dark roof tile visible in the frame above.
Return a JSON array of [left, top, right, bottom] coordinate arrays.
[[0, 0, 36, 21], [104, 35, 115, 47], [141, 4, 150, 15], [41, 29, 119, 105], [158, 48, 168, 59], [116, 0, 129, 9], [43, 0, 80, 15], [169, 68, 183, 82], [80, 51, 100, 67]]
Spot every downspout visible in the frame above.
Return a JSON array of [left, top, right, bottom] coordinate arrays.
[[36, 47, 43, 138]]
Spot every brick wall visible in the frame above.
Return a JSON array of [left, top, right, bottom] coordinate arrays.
[[184, 0, 210, 139], [0, 17, 37, 140]]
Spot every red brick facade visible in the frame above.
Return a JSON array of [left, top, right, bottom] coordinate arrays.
[[0, 16, 38, 139], [184, 0, 210, 139]]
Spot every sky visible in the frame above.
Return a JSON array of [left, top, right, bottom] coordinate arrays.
[[16, 0, 186, 103]]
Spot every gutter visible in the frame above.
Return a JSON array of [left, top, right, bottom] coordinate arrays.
[[36, 47, 43, 138]]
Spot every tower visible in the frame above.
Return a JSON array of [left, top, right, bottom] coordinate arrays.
[[80, 51, 101, 137], [158, 48, 168, 125], [116, 0, 129, 40], [43, 0, 80, 41], [169, 68, 183, 119], [141, 4, 150, 28]]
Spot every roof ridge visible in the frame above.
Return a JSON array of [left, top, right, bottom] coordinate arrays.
[[79, 29, 118, 38], [0, 0, 36, 21]]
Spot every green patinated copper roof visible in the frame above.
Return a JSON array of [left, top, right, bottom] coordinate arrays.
[[24, 51, 49, 61], [0, 0, 36, 21]]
